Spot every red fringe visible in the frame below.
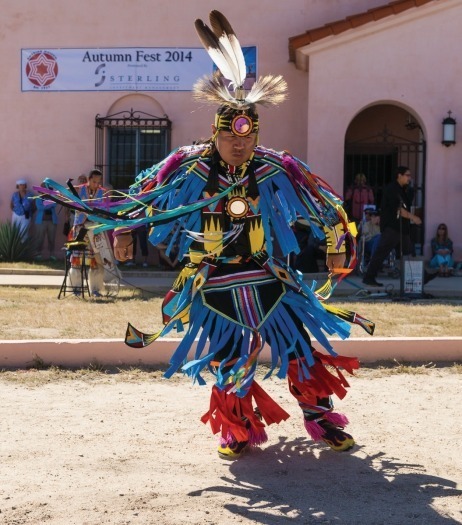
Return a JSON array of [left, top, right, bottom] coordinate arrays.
[[287, 350, 359, 403], [201, 381, 290, 442]]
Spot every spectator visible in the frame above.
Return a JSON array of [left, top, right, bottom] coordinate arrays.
[[362, 166, 436, 287], [345, 173, 375, 224], [10, 178, 35, 241], [125, 225, 150, 268], [34, 182, 58, 261], [429, 223, 455, 277], [68, 169, 107, 297], [361, 209, 381, 261]]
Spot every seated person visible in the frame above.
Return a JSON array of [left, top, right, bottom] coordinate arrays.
[[361, 209, 381, 262], [429, 223, 455, 277]]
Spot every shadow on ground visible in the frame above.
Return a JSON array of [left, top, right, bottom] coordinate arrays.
[[189, 437, 461, 525]]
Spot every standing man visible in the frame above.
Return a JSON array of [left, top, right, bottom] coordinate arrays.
[[362, 166, 421, 287]]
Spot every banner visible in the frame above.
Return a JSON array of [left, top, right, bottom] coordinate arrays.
[[21, 47, 257, 92]]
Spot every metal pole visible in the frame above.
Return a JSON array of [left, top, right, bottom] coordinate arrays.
[[399, 206, 405, 297]]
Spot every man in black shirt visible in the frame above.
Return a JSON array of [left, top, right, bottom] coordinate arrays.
[[363, 166, 421, 287]]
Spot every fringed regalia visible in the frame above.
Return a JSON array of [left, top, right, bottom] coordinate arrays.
[[37, 10, 375, 453], [39, 141, 374, 447]]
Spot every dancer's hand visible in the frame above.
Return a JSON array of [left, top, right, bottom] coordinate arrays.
[[327, 252, 346, 271]]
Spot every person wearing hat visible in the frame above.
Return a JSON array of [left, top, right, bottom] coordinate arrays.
[[361, 208, 381, 261], [10, 178, 35, 240], [39, 11, 374, 459]]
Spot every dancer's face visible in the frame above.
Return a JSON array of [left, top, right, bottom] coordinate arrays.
[[213, 126, 257, 166]]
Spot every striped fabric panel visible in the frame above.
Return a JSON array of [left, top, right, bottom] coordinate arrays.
[[216, 172, 244, 190], [254, 146, 283, 163], [203, 269, 276, 292], [183, 159, 210, 183], [232, 285, 265, 328], [254, 147, 288, 183], [254, 163, 280, 185]]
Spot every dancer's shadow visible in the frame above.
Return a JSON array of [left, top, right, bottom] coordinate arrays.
[[189, 436, 462, 525]]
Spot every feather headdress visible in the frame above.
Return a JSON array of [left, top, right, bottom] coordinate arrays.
[[193, 10, 287, 110]]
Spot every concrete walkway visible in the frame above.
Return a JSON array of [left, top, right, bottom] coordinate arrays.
[[1, 266, 461, 298]]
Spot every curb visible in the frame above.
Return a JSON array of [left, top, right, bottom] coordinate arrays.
[[1, 337, 461, 369]]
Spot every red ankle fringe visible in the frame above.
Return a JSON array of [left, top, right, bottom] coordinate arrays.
[[288, 350, 359, 404], [202, 381, 290, 442]]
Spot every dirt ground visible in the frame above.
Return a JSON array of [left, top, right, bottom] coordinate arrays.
[[1, 367, 461, 525]]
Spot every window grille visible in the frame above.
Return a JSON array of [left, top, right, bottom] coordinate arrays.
[[95, 109, 171, 191]]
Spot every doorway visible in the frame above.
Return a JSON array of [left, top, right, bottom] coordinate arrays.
[[344, 104, 426, 252]]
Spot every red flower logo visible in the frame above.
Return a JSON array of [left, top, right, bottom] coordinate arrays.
[[26, 51, 58, 87]]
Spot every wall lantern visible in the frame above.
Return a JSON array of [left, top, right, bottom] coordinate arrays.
[[442, 110, 456, 147]]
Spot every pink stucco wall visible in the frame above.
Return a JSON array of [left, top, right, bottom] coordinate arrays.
[[301, 0, 462, 258], [0, 0, 394, 218], [2, 0, 460, 260]]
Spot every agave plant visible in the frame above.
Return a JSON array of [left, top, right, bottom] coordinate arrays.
[[0, 221, 35, 261]]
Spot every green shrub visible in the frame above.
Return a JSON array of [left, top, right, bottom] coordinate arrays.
[[0, 221, 35, 261]]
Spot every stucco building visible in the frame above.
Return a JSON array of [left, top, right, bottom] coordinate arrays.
[[1, 0, 461, 259]]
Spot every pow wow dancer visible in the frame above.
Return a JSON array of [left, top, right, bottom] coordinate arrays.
[[37, 10, 374, 459]]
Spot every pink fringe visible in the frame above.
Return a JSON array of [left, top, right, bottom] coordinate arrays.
[[157, 151, 184, 184], [218, 427, 268, 447], [303, 411, 349, 441], [304, 419, 325, 441], [325, 411, 349, 427], [248, 427, 268, 447], [219, 432, 234, 447]]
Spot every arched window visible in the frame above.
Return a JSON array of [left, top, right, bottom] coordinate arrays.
[[95, 109, 171, 190]]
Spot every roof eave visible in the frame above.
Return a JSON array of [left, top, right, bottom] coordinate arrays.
[[289, 0, 442, 71]]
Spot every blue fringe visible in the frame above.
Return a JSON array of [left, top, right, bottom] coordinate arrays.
[[160, 279, 351, 393]]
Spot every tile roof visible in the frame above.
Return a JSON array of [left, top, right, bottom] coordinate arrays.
[[289, 0, 437, 62]]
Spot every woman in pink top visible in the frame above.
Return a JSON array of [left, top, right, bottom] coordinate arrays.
[[345, 173, 375, 223]]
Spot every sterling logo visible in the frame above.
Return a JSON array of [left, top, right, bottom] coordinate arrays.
[[25, 51, 58, 88], [94, 63, 106, 87]]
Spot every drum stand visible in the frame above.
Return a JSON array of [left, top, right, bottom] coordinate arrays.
[[58, 241, 91, 299]]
